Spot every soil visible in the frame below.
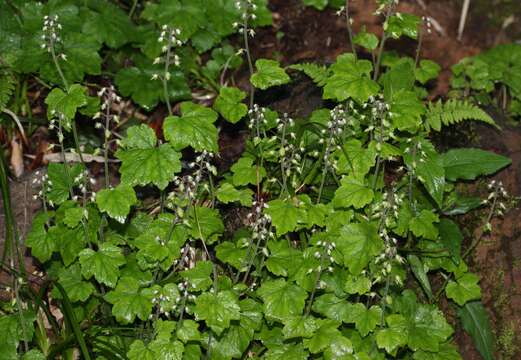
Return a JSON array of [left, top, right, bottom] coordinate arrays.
[[2, 0, 521, 358]]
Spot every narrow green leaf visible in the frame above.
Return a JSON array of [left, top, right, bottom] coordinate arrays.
[[408, 255, 433, 301], [441, 148, 511, 181], [458, 301, 496, 360], [438, 219, 463, 263]]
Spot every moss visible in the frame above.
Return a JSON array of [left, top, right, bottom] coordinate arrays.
[[497, 321, 519, 359]]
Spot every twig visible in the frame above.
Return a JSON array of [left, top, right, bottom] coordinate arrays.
[[457, 0, 471, 41]]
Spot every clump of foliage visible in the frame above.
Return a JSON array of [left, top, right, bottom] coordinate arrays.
[[451, 43, 521, 119], [0, 0, 513, 359]]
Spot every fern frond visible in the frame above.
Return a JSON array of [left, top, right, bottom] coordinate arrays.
[[0, 71, 15, 109], [426, 99, 497, 131], [289, 63, 330, 87]]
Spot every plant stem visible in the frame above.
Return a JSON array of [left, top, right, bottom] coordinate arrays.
[[373, 4, 394, 81], [305, 255, 325, 316], [50, 39, 69, 90], [379, 276, 390, 326], [103, 103, 111, 189], [129, 0, 138, 19], [345, 0, 357, 59], [242, 16, 255, 108], [317, 133, 334, 203], [162, 37, 173, 116], [414, 24, 424, 67]]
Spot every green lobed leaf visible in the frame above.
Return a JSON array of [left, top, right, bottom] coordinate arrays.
[[127, 340, 157, 360], [213, 86, 248, 124], [62, 207, 84, 228], [251, 59, 290, 90], [82, 1, 136, 48], [120, 124, 157, 149], [376, 314, 408, 354], [388, 90, 425, 131], [385, 13, 420, 39], [188, 206, 224, 244], [257, 278, 308, 322], [408, 306, 454, 352], [105, 277, 154, 324], [148, 338, 184, 359], [45, 84, 87, 128], [409, 209, 439, 240], [46, 162, 83, 205], [181, 261, 213, 291], [446, 272, 481, 306], [0, 311, 36, 360], [215, 241, 248, 270], [335, 222, 383, 275], [265, 198, 306, 236], [163, 102, 218, 152], [176, 320, 201, 343], [231, 156, 266, 186], [264, 343, 309, 360], [413, 342, 462, 360], [336, 139, 377, 177], [26, 212, 55, 262], [96, 184, 137, 223], [79, 243, 126, 288], [353, 30, 379, 51], [265, 240, 303, 277], [216, 183, 253, 206], [49, 225, 86, 266], [57, 263, 95, 302], [115, 64, 190, 110], [333, 176, 374, 209], [323, 53, 379, 103], [193, 290, 240, 335], [415, 60, 441, 84], [282, 316, 319, 339], [303, 319, 343, 354], [346, 304, 382, 337], [117, 135, 182, 190], [344, 275, 372, 295]]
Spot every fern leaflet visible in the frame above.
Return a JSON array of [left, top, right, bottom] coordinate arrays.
[[426, 99, 497, 131], [289, 63, 330, 87], [0, 71, 15, 109]]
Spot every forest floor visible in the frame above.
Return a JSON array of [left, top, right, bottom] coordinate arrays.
[[2, 0, 521, 358]]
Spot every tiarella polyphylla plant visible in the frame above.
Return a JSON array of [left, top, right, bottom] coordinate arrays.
[[0, 1, 516, 359], [152, 25, 183, 115]]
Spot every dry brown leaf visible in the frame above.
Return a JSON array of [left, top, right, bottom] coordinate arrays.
[[10, 137, 24, 177]]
